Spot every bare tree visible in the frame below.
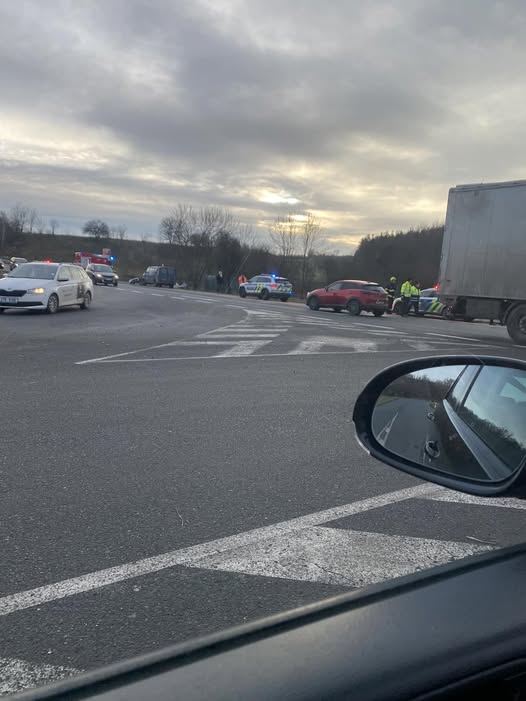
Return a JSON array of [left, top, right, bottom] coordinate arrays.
[[116, 224, 127, 241], [27, 208, 38, 234], [298, 213, 322, 294], [35, 216, 46, 234], [9, 204, 30, 234], [159, 204, 195, 245], [269, 214, 299, 260], [49, 219, 59, 235], [110, 224, 127, 240]]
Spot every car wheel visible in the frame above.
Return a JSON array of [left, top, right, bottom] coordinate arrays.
[[373, 310, 384, 317], [0, 308, 5, 314], [347, 299, 361, 316], [80, 291, 92, 310], [260, 289, 270, 300], [46, 293, 59, 314], [308, 296, 320, 311], [239, 287, 247, 298], [113, 281, 118, 287], [333, 307, 342, 313], [280, 296, 289, 302], [169, 284, 174, 289], [393, 301, 401, 314]]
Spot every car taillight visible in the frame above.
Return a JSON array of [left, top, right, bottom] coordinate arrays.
[[271, 283, 277, 289]]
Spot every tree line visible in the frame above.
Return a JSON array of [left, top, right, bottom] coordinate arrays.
[[1, 201, 444, 292]]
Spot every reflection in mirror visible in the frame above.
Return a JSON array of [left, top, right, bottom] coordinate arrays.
[[372, 364, 526, 483]]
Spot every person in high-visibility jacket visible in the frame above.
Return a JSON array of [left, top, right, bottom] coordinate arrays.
[[400, 278, 413, 316], [385, 276, 397, 313], [237, 273, 248, 285], [410, 281, 421, 315]]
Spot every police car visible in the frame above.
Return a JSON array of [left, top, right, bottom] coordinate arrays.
[[0, 261, 93, 314], [239, 274, 293, 301], [393, 287, 445, 316]]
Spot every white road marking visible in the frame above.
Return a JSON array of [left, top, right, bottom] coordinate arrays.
[[424, 331, 503, 343], [75, 317, 248, 365], [353, 323, 396, 330], [288, 336, 379, 354], [191, 526, 490, 587], [0, 657, 79, 696], [202, 334, 280, 339], [151, 293, 164, 297], [425, 490, 526, 510], [0, 484, 435, 617], [215, 340, 274, 356], [201, 327, 288, 333], [95, 348, 482, 362]]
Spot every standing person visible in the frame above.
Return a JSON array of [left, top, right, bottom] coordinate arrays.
[[216, 270, 224, 293], [385, 276, 397, 313], [400, 277, 413, 316], [410, 281, 421, 316], [237, 272, 248, 286]]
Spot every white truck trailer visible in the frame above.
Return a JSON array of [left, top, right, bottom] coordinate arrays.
[[439, 179, 526, 344]]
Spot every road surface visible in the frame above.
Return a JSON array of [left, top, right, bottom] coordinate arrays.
[[1, 286, 526, 694]]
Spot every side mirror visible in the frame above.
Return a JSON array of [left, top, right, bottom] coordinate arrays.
[[353, 356, 526, 497]]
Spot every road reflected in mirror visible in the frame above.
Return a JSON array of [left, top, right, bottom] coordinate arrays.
[[372, 364, 526, 483]]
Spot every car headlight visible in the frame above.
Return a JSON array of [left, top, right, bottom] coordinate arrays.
[[95, 273, 103, 279], [27, 287, 46, 294], [114, 274, 119, 279]]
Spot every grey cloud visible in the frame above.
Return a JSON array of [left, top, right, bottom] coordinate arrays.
[[1, 0, 526, 251]]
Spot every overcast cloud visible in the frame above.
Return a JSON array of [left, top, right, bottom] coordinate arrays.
[[1, 0, 525, 251]]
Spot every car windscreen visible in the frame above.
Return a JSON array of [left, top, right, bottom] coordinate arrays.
[[91, 265, 112, 272], [8, 264, 58, 280]]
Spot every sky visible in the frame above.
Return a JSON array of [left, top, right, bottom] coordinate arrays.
[[1, 0, 525, 253]]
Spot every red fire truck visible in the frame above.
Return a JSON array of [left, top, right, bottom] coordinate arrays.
[[74, 250, 115, 268]]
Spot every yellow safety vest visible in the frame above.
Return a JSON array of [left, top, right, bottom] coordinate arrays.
[[401, 281, 412, 297], [410, 285, 420, 297]]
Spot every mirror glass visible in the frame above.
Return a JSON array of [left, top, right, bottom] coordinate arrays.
[[371, 364, 526, 482]]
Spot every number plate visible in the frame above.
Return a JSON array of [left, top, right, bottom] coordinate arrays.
[[0, 296, 17, 304]]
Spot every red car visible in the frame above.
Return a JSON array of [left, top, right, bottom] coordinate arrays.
[[306, 279, 389, 316]]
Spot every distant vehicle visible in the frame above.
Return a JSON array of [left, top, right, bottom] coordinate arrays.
[[74, 251, 115, 268], [392, 287, 446, 317], [306, 280, 388, 316], [140, 265, 176, 288], [10, 257, 28, 268], [0, 261, 93, 314], [439, 179, 526, 343], [239, 275, 292, 301], [86, 263, 119, 286]]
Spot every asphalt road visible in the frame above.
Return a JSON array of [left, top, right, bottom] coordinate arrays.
[[2, 285, 526, 695]]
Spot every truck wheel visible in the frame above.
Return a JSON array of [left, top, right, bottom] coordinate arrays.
[[507, 305, 526, 344]]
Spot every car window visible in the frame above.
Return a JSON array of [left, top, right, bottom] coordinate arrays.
[[8, 263, 58, 280], [341, 282, 359, 290], [449, 366, 526, 470], [362, 284, 385, 292], [421, 289, 437, 297], [327, 282, 343, 291], [58, 267, 70, 281], [70, 266, 84, 281]]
